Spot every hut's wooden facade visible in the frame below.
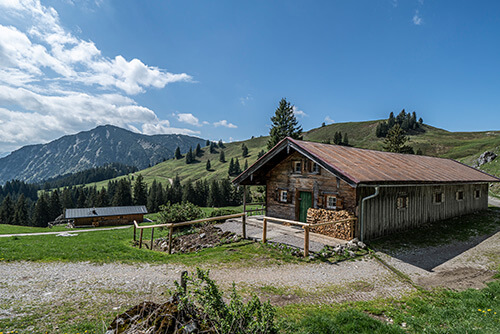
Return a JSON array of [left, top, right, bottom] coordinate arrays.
[[233, 137, 500, 241], [65, 206, 147, 227]]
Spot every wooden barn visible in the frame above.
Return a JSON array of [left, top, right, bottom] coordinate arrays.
[[233, 137, 500, 241], [65, 205, 147, 227]]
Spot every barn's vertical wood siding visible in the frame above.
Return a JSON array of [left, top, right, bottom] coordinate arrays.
[[266, 151, 356, 221], [359, 183, 488, 239]]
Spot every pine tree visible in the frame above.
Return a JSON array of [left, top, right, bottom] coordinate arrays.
[[48, 190, 62, 221], [61, 188, 74, 209], [342, 133, 349, 146], [96, 188, 109, 207], [182, 181, 197, 204], [112, 179, 133, 206], [388, 112, 395, 128], [219, 150, 226, 163], [171, 175, 182, 204], [77, 189, 87, 208], [195, 143, 202, 157], [258, 150, 265, 158], [228, 158, 235, 176], [234, 158, 241, 175], [175, 146, 182, 160], [133, 174, 148, 205], [208, 180, 221, 207], [206, 159, 211, 171], [241, 143, 248, 157], [13, 194, 28, 226], [209, 141, 217, 153], [33, 194, 49, 227], [267, 98, 303, 149], [185, 147, 194, 164], [244, 159, 248, 170], [383, 124, 414, 154], [333, 131, 343, 145], [0, 195, 13, 224], [218, 139, 225, 148], [205, 139, 210, 147], [147, 180, 159, 213]]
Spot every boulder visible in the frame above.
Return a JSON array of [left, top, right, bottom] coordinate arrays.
[[477, 151, 497, 167]]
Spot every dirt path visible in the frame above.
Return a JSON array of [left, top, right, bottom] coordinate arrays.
[[489, 195, 500, 207]]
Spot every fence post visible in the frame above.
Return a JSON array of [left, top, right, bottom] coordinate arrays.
[[262, 218, 267, 243], [150, 227, 154, 250], [133, 222, 136, 242], [139, 228, 143, 249], [242, 213, 247, 239], [168, 226, 174, 254], [304, 225, 310, 257]]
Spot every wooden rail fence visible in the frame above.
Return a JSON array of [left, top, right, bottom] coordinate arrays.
[[262, 216, 357, 257], [133, 213, 246, 254]]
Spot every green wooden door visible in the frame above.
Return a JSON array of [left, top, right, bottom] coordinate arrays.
[[299, 191, 312, 223]]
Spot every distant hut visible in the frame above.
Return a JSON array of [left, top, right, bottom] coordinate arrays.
[[64, 205, 147, 227]]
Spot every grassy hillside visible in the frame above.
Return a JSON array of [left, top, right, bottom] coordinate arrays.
[[74, 121, 500, 192]]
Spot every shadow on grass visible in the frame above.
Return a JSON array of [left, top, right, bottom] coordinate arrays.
[[370, 207, 500, 271]]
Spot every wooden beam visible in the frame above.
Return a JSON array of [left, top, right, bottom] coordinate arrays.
[[242, 185, 247, 239], [150, 227, 154, 250], [139, 228, 143, 249], [262, 218, 267, 243], [304, 226, 310, 257], [168, 226, 173, 254]]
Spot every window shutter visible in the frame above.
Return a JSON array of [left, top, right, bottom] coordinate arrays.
[[287, 191, 292, 203], [337, 197, 343, 210]]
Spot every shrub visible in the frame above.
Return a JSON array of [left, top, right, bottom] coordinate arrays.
[[157, 202, 204, 224]]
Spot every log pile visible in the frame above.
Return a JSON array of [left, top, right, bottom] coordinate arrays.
[[307, 208, 356, 240]]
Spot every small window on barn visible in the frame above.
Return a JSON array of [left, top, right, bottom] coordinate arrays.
[[292, 161, 302, 174], [325, 195, 337, 209], [456, 190, 464, 201], [434, 192, 444, 204], [310, 162, 320, 174], [474, 189, 481, 199], [279, 190, 288, 203], [397, 195, 408, 210]]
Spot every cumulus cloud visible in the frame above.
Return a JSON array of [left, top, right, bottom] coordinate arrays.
[[413, 10, 423, 25], [174, 112, 203, 127], [0, 0, 196, 153], [324, 116, 334, 124], [214, 120, 237, 128], [293, 106, 307, 118]]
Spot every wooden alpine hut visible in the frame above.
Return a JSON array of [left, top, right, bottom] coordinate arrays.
[[65, 205, 147, 227], [232, 137, 500, 241]]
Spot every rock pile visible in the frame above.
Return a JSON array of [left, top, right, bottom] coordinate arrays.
[[315, 238, 368, 259], [476, 151, 497, 167], [307, 208, 356, 240]]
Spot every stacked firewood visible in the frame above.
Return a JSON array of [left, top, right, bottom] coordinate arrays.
[[307, 208, 356, 240]]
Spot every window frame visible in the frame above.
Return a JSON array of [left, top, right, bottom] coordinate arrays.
[[292, 160, 302, 174], [325, 195, 337, 209], [456, 190, 464, 201], [474, 189, 481, 199], [397, 195, 408, 210], [434, 192, 444, 204], [279, 189, 288, 203]]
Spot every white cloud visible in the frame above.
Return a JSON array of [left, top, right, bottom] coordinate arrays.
[[239, 94, 253, 105], [214, 120, 237, 128], [324, 116, 334, 124], [292, 106, 307, 118], [0, 0, 196, 153], [413, 10, 423, 25], [174, 112, 202, 127]]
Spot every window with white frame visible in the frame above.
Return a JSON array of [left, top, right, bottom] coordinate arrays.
[[456, 190, 464, 201], [279, 190, 288, 203], [474, 189, 481, 199], [326, 195, 337, 209], [397, 195, 408, 209], [434, 192, 444, 204], [310, 162, 320, 174], [292, 161, 302, 174]]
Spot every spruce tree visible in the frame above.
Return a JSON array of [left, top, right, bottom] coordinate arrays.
[[205, 139, 210, 147], [13, 194, 28, 226], [342, 133, 349, 146], [112, 179, 133, 206], [0, 195, 13, 224], [133, 174, 148, 205], [208, 180, 221, 207], [33, 194, 49, 227], [242, 143, 248, 157], [210, 141, 217, 153], [48, 190, 62, 221], [218, 139, 225, 148], [182, 181, 197, 204], [185, 147, 194, 164], [244, 159, 248, 170], [61, 188, 74, 209], [206, 159, 211, 171], [175, 146, 182, 160], [147, 180, 158, 213], [228, 158, 235, 176], [267, 98, 303, 149], [383, 124, 414, 154], [195, 143, 202, 157], [258, 150, 265, 158], [96, 188, 109, 207], [234, 158, 241, 175], [219, 150, 225, 163]]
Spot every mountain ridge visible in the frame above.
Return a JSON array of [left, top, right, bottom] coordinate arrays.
[[0, 125, 206, 184]]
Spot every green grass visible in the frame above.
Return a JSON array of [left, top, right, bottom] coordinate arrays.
[[0, 222, 300, 266], [279, 279, 500, 333], [0, 224, 71, 234]]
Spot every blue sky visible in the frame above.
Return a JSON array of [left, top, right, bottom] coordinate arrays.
[[0, 0, 499, 155]]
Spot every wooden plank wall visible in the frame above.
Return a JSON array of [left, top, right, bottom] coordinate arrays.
[[266, 151, 357, 221], [359, 183, 488, 240]]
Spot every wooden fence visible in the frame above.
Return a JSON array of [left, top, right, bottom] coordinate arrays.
[[133, 213, 246, 253], [262, 216, 357, 257]]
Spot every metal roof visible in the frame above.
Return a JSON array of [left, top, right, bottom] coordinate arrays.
[[65, 205, 148, 219], [233, 137, 500, 186]]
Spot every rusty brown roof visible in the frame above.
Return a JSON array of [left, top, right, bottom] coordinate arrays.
[[233, 137, 500, 186], [290, 138, 500, 185]]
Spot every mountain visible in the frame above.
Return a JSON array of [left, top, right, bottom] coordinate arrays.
[[0, 125, 206, 184]]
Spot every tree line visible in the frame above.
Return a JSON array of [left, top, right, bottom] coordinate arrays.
[[0, 173, 249, 227], [376, 109, 424, 138]]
